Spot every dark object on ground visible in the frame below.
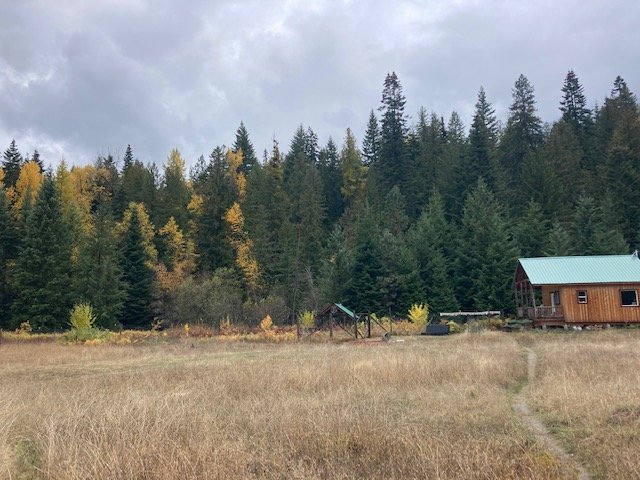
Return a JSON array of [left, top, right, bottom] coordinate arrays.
[[422, 324, 450, 336], [381, 332, 391, 342]]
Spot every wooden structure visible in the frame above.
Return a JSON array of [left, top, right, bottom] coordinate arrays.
[[310, 303, 388, 340], [514, 253, 640, 326]]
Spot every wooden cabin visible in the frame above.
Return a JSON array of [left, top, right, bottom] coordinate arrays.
[[514, 253, 640, 326]]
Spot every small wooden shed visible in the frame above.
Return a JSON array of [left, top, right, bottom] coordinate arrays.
[[514, 253, 640, 326]]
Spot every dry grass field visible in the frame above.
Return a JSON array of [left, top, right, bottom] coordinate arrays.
[[524, 329, 640, 480], [1, 329, 637, 479]]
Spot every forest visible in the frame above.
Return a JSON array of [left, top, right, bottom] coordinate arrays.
[[0, 71, 637, 332]]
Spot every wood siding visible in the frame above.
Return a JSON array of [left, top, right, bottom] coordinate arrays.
[[541, 284, 640, 323]]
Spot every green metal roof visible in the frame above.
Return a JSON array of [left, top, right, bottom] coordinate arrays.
[[518, 254, 640, 285], [335, 303, 355, 318]]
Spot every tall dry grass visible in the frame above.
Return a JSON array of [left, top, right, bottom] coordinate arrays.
[[0, 333, 566, 479], [524, 329, 640, 480]]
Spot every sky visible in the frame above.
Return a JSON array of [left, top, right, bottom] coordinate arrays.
[[0, 0, 639, 169]]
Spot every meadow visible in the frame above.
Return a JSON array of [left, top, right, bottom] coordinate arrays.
[[0, 329, 638, 479]]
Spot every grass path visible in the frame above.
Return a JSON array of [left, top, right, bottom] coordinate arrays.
[[513, 347, 592, 480]]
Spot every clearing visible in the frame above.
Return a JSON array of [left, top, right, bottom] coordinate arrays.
[[1, 330, 639, 479]]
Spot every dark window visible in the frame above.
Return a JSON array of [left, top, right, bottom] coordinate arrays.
[[577, 290, 588, 304], [621, 290, 638, 306], [551, 291, 561, 306]]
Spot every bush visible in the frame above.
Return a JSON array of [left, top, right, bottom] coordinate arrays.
[[69, 303, 95, 330], [299, 310, 316, 329], [408, 303, 429, 327], [447, 321, 461, 334], [260, 315, 273, 332]]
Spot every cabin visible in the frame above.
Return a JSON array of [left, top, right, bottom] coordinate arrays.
[[514, 253, 640, 327]]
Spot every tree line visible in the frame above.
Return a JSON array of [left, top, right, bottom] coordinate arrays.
[[0, 71, 637, 332]]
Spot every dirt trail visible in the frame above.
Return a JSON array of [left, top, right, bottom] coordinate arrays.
[[513, 347, 592, 480]]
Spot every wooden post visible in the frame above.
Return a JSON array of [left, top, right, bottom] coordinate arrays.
[[329, 313, 333, 340], [367, 315, 371, 338]]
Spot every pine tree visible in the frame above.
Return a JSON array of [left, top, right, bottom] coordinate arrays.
[[118, 203, 155, 329], [409, 192, 458, 313], [373, 72, 408, 194], [544, 222, 572, 256], [189, 147, 236, 272], [457, 180, 519, 311], [2, 140, 23, 190], [11, 177, 73, 332], [467, 87, 498, 188], [362, 110, 380, 166], [0, 186, 17, 329], [318, 137, 344, 226], [123, 144, 134, 171], [233, 122, 258, 174], [515, 200, 549, 257], [570, 195, 628, 255], [75, 205, 125, 329], [345, 205, 385, 314], [499, 75, 544, 196], [560, 70, 592, 134], [30, 150, 44, 172]]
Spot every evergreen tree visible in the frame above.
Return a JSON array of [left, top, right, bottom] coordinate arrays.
[[409, 192, 458, 313], [11, 177, 73, 332], [345, 205, 385, 314], [2, 139, 23, 189], [372, 72, 408, 194], [377, 230, 424, 315], [0, 186, 17, 329], [233, 122, 258, 174], [305, 127, 319, 164], [114, 153, 158, 222], [457, 179, 519, 311], [467, 87, 498, 188], [570, 195, 628, 255], [515, 200, 549, 257], [499, 74, 544, 197], [123, 144, 134, 171], [544, 221, 572, 256], [118, 204, 155, 329], [75, 205, 125, 329], [30, 150, 44, 173], [560, 70, 592, 134], [318, 137, 344, 226], [362, 110, 380, 166], [189, 147, 236, 272]]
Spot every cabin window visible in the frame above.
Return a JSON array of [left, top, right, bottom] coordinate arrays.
[[577, 290, 588, 304], [621, 290, 638, 306], [550, 291, 561, 306]]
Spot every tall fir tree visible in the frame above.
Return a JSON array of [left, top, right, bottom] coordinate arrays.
[[11, 177, 73, 332], [159, 149, 191, 231], [457, 179, 519, 311], [0, 185, 17, 329], [570, 195, 628, 255], [372, 72, 408, 195], [118, 203, 155, 329], [2, 139, 23, 190], [362, 110, 380, 166], [467, 87, 498, 189], [318, 137, 344, 226], [75, 205, 125, 329], [233, 121, 258, 174]]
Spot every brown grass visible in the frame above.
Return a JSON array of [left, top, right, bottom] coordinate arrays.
[[523, 328, 640, 480], [0, 332, 571, 479]]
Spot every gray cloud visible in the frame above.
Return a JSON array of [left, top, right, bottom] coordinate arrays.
[[0, 0, 638, 169]]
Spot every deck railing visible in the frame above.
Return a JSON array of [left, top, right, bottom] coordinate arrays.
[[521, 305, 564, 320]]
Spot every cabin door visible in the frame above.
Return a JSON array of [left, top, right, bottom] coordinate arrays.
[[550, 290, 560, 313]]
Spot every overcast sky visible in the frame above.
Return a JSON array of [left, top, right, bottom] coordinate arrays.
[[1, 0, 639, 169]]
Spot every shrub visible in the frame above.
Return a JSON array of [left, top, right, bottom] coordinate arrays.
[[447, 321, 461, 334], [69, 303, 95, 330], [299, 310, 316, 329], [408, 303, 429, 327], [260, 315, 273, 332]]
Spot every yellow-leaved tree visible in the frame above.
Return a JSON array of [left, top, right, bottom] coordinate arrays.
[[0, 167, 5, 187], [12, 161, 43, 214], [226, 149, 246, 200], [225, 201, 261, 294]]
